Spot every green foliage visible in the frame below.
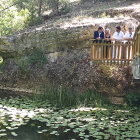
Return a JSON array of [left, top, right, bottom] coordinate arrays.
[[60, 0, 72, 13], [97, 65, 114, 77], [0, 60, 6, 71], [124, 92, 140, 107], [16, 58, 31, 79], [53, 18, 63, 26], [0, 1, 30, 36], [0, 56, 3, 66], [32, 84, 111, 108], [28, 50, 47, 67]]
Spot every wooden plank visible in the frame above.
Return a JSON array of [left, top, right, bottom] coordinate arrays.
[[101, 44, 103, 59], [94, 43, 96, 59], [93, 42, 96, 65], [97, 42, 99, 60], [134, 37, 137, 55], [136, 36, 138, 54], [92, 59, 133, 61], [137, 35, 140, 53], [114, 42, 116, 65], [104, 44, 106, 59], [124, 43, 127, 66], [91, 40, 93, 61], [121, 42, 123, 65], [107, 43, 110, 65], [110, 42, 113, 65], [132, 40, 134, 59], [128, 42, 130, 60], [117, 42, 120, 65]]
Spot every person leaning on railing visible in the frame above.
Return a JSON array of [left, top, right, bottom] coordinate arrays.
[[104, 28, 112, 58], [112, 26, 124, 59], [93, 26, 104, 43], [124, 27, 134, 59], [93, 26, 104, 59], [124, 27, 134, 41]]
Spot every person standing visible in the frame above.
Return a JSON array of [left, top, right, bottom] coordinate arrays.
[[124, 27, 134, 41], [113, 26, 124, 59], [104, 29, 112, 58], [104, 28, 112, 43], [93, 26, 104, 43], [93, 27, 104, 59], [124, 27, 134, 59]]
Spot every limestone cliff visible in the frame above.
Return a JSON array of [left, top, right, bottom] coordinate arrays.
[[0, 17, 139, 59]]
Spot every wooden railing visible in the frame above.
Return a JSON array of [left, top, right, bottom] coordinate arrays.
[[90, 39, 134, 66], [133, 26, 140, 57]]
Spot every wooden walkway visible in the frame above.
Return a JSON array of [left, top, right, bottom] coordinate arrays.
[[90, 40, 134, 66]]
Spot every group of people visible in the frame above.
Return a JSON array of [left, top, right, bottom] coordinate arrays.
[[93, 26, 134, 59], [94, 26, 134, 43]]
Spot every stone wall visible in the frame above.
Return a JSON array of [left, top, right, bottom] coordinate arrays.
[[0, 17, 139, 59]]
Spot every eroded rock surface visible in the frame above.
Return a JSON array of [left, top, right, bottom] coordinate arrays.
[[0, 49, 133, 98], [0, 17, 139, 59]]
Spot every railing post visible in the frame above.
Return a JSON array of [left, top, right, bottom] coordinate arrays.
[[90, 39, 93, 66]]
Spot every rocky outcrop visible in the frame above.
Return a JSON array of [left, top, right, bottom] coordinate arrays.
[[0, 48, 133, 100], [0, 17, 139, 59], [131, 9, 140, 22]]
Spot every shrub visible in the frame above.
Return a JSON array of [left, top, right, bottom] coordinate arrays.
[[124, 92, 140, 107], [28, 50, 47, 67], [17, 58, 31, 79]]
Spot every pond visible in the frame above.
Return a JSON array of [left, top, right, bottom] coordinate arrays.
[[0, 95, 140, 140]]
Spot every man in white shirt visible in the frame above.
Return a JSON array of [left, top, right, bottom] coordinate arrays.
[[112, 26, 124, 59], [124, 27, 134, 41], [113, 26, 124, 42], [124, 27, 134, 59]]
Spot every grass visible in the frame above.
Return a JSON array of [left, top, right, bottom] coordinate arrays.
[[32, 83, 111, 108]]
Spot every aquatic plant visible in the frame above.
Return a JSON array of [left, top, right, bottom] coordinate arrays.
[[0, 95, 140, 140]]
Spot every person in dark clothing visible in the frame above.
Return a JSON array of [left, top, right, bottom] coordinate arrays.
[[93, 27, 104, 59], [93, 26, 104, 43]]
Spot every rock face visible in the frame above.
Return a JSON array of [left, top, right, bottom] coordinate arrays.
[[0, 17, 139, 59], [0, 48, 133, 100], [132, 9, 140, 22]]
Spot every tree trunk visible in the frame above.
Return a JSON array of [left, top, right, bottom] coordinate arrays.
[[20, 0, 23, 9], [38, 0, 43, 16]]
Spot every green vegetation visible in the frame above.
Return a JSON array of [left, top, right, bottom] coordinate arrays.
[[0, 87, 140, 139], [124, 92, 140, 107], [0, 0, 136, 37], [16, 58, 31, 79], [32, 83, 111, 108], [0, 56, 3, 66], [0, 0, 30, 36], [28, 50, 47, 67], [0, 0, 72, 36], [53, 18, 63, 26], [16, 50, 47, 78]]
